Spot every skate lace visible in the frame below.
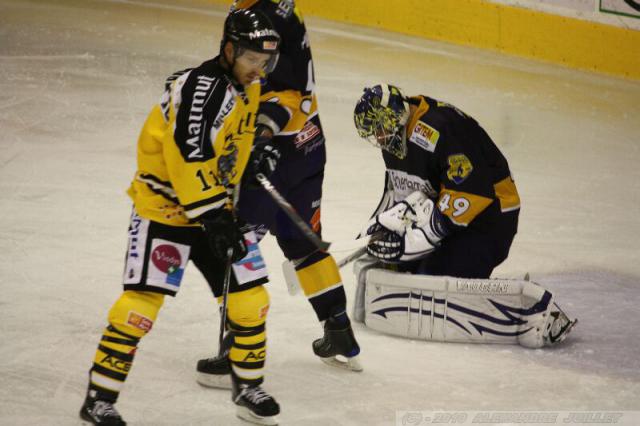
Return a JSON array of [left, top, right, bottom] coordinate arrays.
[[242, 387, 271, 405], [92, 400, 120, 418]]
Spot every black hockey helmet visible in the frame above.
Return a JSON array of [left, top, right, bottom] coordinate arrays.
[[221, 9, 280, 73], [354, 84, 409, 159]]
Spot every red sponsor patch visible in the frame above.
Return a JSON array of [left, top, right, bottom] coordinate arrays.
[[310, 208, 321, 233], [151, 244, 182, 273], [259, 304, 270, 319], [127, 311, 153, 332], [294, 121, 321, 149]]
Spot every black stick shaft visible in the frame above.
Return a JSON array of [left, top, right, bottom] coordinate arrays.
[[218, 248, 233, 356], [255, 173, 331, 251]]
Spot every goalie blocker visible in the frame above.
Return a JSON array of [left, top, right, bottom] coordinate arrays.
[[352, 258, 576, 348]]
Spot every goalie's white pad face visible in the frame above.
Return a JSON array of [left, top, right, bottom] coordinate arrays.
[[352, 259, 576, 348]]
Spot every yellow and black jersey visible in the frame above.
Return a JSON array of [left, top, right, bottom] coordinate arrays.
[[382, 95, 520, 230], [127, 57, 260, 226]]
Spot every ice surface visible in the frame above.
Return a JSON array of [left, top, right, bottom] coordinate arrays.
[[1, 0, 640, 425]]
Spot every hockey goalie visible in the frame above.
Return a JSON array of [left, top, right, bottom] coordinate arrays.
[[350, 84, 577, 348]]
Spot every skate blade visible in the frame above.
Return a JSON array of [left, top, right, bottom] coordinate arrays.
[[196, 372, 232, 390], [319, 354, 363, 372], [551, 318, 578, 344], [236, 406, 279, 425]]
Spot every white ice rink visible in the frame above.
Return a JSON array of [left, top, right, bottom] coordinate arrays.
[[2, 0, 640, 425]]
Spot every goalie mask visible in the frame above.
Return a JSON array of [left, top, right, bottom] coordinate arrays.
[[354, 84, 409, 159], [222, 9, 281, 74]]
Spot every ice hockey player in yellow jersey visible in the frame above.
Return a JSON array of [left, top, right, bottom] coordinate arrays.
[[79, 9, 282, 426], [196, 1, 363, 392]]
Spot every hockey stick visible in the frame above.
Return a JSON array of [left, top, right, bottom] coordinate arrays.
[[218, 247, 234, 356], [337, 246, 367, 268], [255, 173, 331, 251]]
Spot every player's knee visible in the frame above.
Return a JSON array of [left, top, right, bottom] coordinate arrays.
[[108, 290, 164, 339], [226, 285, 270, 328]]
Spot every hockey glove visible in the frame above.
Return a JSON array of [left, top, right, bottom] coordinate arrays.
[[367, 197, 449, 262], [200, 209, 248, 262], [244, 126, 280, 189]]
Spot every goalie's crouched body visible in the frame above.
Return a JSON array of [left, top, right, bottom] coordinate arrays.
[[351, 84, 576, 348]]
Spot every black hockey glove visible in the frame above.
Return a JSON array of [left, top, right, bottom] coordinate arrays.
[[200, 209, 248, 263], [244, 126, 280, 189], [366, 231, 404, 262]]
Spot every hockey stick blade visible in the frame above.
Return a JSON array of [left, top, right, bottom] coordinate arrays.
[[255, 173, 331, 251]]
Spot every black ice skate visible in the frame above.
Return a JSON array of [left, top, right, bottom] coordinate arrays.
[[196, 332, 233, 389], [196, 354, 232, 389], [233, 384, 280, 426], [312, 311, 363, 372], [79, 396, 126, 426]]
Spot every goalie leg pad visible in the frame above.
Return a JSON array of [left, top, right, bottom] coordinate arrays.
[[354, 267, 574, 348]]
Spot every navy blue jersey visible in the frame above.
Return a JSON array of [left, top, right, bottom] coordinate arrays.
[[383, 96, 520, 233]]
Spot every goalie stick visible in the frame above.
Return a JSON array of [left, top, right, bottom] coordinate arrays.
[[337, 246, 367, 268], [255, 173, 331, 251]]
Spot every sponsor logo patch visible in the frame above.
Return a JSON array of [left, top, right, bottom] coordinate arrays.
[[242, 350, 266, 361], [259, 304, 269, 319], [123, 211, 149, 285], [310, 208, 321, 233], [127, 311, 153, 332], [409, 121, 439, 152], [446, 154, 473, 185], [294, 120, 321, 150], [235, 238, 265, 272], [100, 354, 131, 372], [388, 169, 438, 199], [146, 239, 189, 290], [231, 231, 268, 285], [262, 40, 278, 51], [184, 75, 217, 160], [151, 244, 184, 285]]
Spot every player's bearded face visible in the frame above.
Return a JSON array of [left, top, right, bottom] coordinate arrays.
[[231, 49, 274, 85]]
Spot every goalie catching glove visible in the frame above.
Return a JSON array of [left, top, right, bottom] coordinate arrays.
[[362, 191, 450, 262]]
